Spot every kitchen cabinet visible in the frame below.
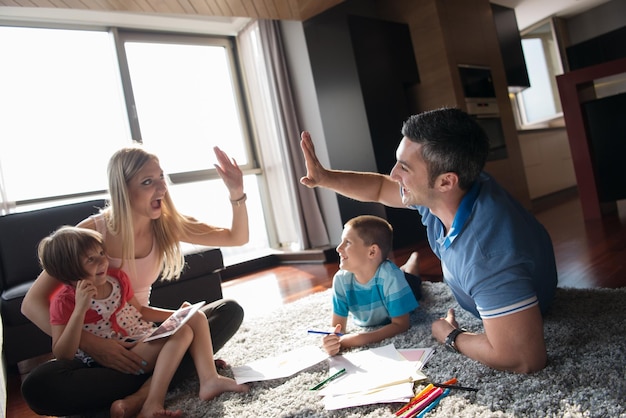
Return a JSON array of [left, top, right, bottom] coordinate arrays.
[[518, 128, 576, 199], [491, 3, 530, 91], [377, 0, 531, 208]]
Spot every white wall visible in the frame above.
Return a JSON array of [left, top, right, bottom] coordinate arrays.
[[565, 0, 626, 45], [280, 16, 387, 245], [280, 20, 344, 245]]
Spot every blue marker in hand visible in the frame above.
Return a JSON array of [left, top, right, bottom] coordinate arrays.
[[307, 329, 344, 337]]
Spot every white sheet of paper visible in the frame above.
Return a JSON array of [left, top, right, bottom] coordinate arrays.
[[322, 382, 414, 410], [318, 344, 427, 397], [231, 345, 328, 384]]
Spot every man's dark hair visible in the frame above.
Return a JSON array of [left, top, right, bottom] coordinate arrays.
[[401, 107, 490, 190]]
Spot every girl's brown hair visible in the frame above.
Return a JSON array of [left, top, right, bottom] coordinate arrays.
[[38, 226, 104, 285]]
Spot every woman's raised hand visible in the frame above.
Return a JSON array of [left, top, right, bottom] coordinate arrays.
[[213, 146, 244, 199]]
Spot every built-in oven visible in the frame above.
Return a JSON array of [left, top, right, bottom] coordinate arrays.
[[458, 65, 508, 161], [473, 113, 508, 161]]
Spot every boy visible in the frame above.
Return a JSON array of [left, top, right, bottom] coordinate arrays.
[[322, 215, 419, 356]]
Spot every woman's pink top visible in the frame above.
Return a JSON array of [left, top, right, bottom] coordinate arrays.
[[92, 213, 161, 306]]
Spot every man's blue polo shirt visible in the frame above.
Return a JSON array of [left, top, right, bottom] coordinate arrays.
[[410, 172, 557, 319]]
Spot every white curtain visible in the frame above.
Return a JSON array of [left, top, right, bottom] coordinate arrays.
[[238, 20, 330, 250], [0, 160, 11, 215]]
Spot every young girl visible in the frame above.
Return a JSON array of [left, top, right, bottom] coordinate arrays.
[[39, 226, 248, 418]]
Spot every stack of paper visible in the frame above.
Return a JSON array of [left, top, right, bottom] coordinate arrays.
[[229, 343, 435, 411], [397, 347, 435, 369], [316, 344, 432, 410]]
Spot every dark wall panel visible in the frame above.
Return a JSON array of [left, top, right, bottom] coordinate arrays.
[[348, 14, 425, 249], [567, 25, 626, 71], [582, 92, 626, 201]]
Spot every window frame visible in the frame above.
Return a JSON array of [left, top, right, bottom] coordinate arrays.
[[0, 19, 277, 253], [0, 22, 262, 206], [513, 18, 565, 128], [114, 28, 261, 185], [0, 23, 131, 209]]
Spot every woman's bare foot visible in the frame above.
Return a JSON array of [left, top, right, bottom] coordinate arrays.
[[401, 252, 420, 276], [199, 375, 249, 401]]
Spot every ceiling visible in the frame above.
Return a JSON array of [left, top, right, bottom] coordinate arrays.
[[0, 0, 344, 21], [0, 0, 613, 30], [489, 0, 612, 30]]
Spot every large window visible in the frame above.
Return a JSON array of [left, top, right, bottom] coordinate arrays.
[[0, 25, 270, 264], [0, 27, 129, 205], [514, 20, 564, 126]]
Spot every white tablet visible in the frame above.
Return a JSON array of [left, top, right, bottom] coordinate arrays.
[[143, 301, 206, 342]]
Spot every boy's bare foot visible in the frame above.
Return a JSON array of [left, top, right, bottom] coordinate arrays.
[[401, 252, 420, 276], [199, 375, 249, 401]]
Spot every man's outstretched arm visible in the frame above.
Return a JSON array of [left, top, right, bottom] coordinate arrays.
[[299, 131, 404, 207]]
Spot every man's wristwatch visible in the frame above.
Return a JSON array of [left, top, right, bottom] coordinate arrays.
[[444, 328, 466, 353]]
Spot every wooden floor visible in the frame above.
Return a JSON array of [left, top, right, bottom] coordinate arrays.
[[6, 191, 626, 417]]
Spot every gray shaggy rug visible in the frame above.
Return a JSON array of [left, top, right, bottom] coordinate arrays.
[[163, 282, 626, 417]]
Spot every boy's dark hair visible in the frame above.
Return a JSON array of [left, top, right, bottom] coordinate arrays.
[[401, 107, 490, 190], [345, 215, 393, 260], [37, 226, 105, 285]]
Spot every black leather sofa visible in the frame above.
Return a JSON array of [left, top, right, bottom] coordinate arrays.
[[0, 199, 225, 366]]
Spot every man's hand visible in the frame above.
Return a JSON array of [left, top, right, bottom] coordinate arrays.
[[431, 308, 460, 343], [299, 131, 327, 188]]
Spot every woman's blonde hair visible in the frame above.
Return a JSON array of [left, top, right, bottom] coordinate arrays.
[[105, 145, 201, 280]]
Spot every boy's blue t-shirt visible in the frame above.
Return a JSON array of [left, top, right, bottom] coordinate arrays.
[[332, 260, 419, 327]]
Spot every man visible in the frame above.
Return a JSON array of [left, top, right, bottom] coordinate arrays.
[[299, 107, 557, 373]]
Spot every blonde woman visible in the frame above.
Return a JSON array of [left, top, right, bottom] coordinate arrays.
[[21, 144, 249, 417]]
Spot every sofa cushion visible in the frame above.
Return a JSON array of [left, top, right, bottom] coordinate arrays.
[[0, 200, 106, 292], [0, 200, 106, 364], [1, 281, 36, 327], [0, 200, 226, 366], [150, 249, 224, 309]]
